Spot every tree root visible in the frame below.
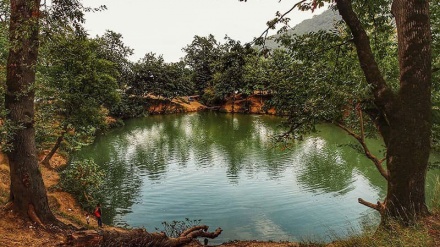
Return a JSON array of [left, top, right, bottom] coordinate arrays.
[[70, 225, 223, 247], [172, 225, 223, 246], [28, 203, 45, 229], [3, 201, 14, 211]]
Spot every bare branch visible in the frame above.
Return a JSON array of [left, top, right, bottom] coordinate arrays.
[[337, 122, 389, 180], [358, 198, 385, 213], [357, 104, 365, 142], [249, 0, 307, 48], [170, 226, 223, 246], [183, 227, 223, 239], [179, 225, 208, 237]]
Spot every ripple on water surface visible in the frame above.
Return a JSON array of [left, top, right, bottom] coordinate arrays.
[[72, 113, 440, 243]]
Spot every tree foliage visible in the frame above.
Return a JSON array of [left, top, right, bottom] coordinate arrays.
[[241, 0, 433, 224], [60, 159, 104, 209], [183, 35, 220, 97], [36, 32, 120, 160], [130, 52, 192, 99], [213, 37, 252, 101]]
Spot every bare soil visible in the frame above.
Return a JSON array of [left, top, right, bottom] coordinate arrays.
[[219, 94, 276, 115]]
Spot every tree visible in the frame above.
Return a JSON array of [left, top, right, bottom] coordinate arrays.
[[164, 61, 193, 98], [334, 0, 431, 223], [94, 30, 134, 89], [183, 35, 220, 97], [0, 0, 8, 115], [4, 0, 98, 224], [431, 0, 440, 151], [131, 53, 192, 101], [242, 0, 432, 223], [242, 53, 272, 103], [5, 0, 57, 223], [37, 33, 120, 166], [213, 37, 253, 111]]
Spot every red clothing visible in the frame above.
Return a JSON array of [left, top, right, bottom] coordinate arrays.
[[94, 207, 101, 218]]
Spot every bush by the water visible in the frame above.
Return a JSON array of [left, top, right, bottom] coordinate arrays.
[[60, 159, 104, 209]]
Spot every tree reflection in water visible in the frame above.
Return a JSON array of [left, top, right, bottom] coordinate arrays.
[[71, 112, 439, 240]]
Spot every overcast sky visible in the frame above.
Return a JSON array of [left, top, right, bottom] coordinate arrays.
[[83, 0, 327, 62]]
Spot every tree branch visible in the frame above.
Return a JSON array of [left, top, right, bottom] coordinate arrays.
[[179, 225, 209, 237], [337, 122, 389, 180], [244, 0, 307, 48], [170, 226, 223, 246], [363, 107, 391, 146], [358, 198, 385, 213], [335, 0, 396, 117], [182, 227, 223, 239]]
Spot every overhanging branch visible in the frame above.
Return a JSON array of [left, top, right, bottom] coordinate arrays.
[[242, 0, 307, 48], [337, 122, 389, 181]]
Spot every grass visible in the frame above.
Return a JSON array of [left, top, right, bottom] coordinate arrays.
[[327, 176, 440, 247], [430, 176, 440, 212], [331, 222, 433, 247], [56, 210, 92, 229]]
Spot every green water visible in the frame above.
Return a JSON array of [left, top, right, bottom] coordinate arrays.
[[72, 112, 440, 244]]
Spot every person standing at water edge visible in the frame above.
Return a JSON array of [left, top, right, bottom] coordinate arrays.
[[94, 203, 103, 227]]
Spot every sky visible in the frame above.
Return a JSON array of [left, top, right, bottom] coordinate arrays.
[[83, 0, 327, 62]]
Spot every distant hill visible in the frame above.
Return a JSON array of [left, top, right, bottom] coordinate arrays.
[[262, 9, 342, 50]]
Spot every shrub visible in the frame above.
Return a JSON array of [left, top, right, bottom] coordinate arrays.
[[60, 159, 104, 209], [155, 218, 202, 238]]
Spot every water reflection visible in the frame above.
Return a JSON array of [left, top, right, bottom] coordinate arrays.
[[296, 137, 356, 196], [72, 112, 439, 243]]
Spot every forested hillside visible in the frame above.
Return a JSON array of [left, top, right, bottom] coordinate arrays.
[[262, 9, 341, 50]]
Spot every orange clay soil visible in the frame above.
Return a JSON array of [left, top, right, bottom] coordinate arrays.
[[147, 94, 275, 115], [218, 94, 276, 115]]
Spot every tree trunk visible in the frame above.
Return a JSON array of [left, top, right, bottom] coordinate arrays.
[[336, 0, 432, 222], [42, 127, 67, 167], [232, 89, 236, 113], [6, 0, 57, 223], [384, 0, 432, 221]]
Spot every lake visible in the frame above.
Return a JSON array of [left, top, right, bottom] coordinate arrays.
[[72, 112, 440, 244]]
